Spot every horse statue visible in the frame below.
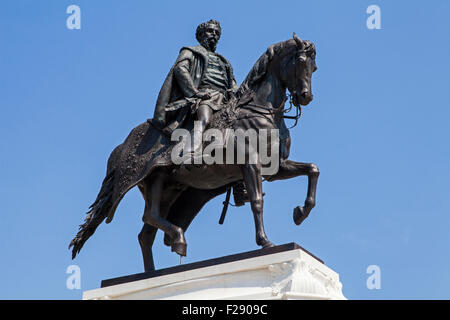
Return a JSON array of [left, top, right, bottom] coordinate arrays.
[[69, 33, 318, 272]]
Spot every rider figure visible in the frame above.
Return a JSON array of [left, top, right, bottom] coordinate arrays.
[[153, 19, 238, 152], [152, 19, 249, 205]]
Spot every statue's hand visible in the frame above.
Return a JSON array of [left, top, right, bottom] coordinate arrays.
[[194, 91, 212, 100]]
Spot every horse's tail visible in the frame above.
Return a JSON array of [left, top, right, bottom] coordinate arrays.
[[69, 169, 115, 259]]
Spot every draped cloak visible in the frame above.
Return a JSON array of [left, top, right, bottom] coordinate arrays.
[[152, 45, 237, 134]]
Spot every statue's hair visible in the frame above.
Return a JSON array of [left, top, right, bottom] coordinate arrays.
[[196, 19, 222, 42]]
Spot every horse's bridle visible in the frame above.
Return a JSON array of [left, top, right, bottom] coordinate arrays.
[[283, 93, 302, 129], [284, 48, 305, 129], [241, 92, 302, 129], [241, 48, 304, 129]]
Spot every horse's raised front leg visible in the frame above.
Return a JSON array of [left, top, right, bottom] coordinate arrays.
[[142, 171, 187, 257], [241, 163, 274, 249], [266, 160, 319, 225]]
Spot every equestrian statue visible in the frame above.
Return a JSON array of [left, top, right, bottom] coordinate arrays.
[[69, 20, 319, 272]]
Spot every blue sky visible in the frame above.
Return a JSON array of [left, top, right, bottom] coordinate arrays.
[[1, 0, 449, 299]]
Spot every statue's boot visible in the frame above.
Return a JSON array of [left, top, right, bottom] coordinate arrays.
[[182, 128, 204, 164]]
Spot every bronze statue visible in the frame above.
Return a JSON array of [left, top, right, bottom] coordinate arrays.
[[70, 20, 318, 273]]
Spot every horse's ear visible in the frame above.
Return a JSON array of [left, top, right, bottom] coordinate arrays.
[[293, 32, 304, 50], [266, 44, 275, 60]]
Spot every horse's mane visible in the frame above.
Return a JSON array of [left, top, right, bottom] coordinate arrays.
[[210, 37, 315, 129], [236, 38, 316, 99]]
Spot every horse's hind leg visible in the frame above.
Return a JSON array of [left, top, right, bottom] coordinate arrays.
[[163, 185, 231, 247], [142, 171, 187, 256], [138, 219, 157, 272], [241, 163, 274, 249]]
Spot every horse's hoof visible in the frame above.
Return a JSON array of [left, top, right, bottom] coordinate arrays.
[[257, 237, 275, 248], [171, 241, 187, 257], [262, 241, 275, 249], [293, 206, 308, 226], [163, 233, 172, 247]]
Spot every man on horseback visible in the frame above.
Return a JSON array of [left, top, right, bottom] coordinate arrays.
[[152, 19, 238, 153], [70, 29, 319, 269], [152, 19, 249, 206]]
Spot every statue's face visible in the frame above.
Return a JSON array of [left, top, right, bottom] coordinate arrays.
[[200, 24, 221, 52]]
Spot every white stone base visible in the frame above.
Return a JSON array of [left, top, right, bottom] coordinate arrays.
[[83, 246, 346, 300]]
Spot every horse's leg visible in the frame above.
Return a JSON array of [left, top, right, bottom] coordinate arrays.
[[163, 185, 230, 246], [266, 160, 319, 225], [137, 220, 158, 272], [142, 171, 187, 256], [241, 163, 274, 248]]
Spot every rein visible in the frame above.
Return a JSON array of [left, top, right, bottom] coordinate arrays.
[[241, 93, 302, 129], [283, 93, 302, 129]]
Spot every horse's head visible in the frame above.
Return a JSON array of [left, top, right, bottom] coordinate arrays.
[[279, 33, 317, 107], [238, 34, 317, 109]]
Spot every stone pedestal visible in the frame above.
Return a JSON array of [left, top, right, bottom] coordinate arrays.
[[83, 243, 346, 300]]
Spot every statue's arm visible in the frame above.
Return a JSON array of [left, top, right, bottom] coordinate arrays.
[[173, 49, 198, 98]]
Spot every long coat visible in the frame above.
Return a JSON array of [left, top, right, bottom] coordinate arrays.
[[152, 45, 237, 133]]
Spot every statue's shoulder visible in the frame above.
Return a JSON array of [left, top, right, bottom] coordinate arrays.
[[179, 45, 207, 57]]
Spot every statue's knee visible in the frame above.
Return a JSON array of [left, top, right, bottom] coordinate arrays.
[[138, 231, 146, 245], [309, 163, 319, 176], [138, 227, 153, 245]]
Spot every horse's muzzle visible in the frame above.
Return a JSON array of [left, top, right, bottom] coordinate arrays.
[[296, 91, 313, 106]]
